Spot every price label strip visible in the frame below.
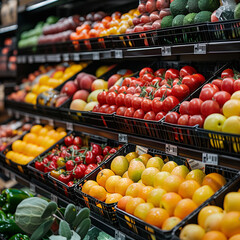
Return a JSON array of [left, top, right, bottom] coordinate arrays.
[[48, 118, 54, 127], [135, 145, 148, 155], [51, 194, 58, 203], [118, 134, 128, 144], [202, 153, 218, 165], [115, 230, 125, 240], [187, 159, 205, 172], [29, 183, 36, 194], [165, 144, 178, 156], [35, 116, 41, 124], [4, 169, 10, 178], [66, 122, 73, 131]]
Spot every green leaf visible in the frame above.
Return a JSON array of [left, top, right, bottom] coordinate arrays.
[[30, 218, 54, 240], [59, 220, 72, 240], [72, 208, 90, 229], [49, 235, 67, 240], [76, 218, 91, 240], [64, 204, 77, 226], [41, 201, 58, 219], [71, 230, 81, 240]]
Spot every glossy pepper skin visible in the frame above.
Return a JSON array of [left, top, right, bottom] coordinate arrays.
[[9, 233, 30, 240], [0, 210, 7, 220], [0, 189, 33, 214], [0, 218, 25, 235]]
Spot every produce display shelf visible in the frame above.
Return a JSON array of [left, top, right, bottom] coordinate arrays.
[[6, 109, 240, 171], [0, 163, 135, 240], [0, 71, 16, 78], [0, 24, 17, 35]]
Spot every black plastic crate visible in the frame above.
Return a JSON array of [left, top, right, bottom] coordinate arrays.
[[172, 175, 240, 240], [207, 19, 240, 42], [111, 144, 239, 240]]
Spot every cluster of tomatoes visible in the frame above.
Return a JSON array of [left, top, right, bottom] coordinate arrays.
[[166, 68, 240, 127], [93, 65, 205, 121], [34, 135, 119, 186]]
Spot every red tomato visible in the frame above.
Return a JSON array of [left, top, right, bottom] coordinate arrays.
[[221, 69, 234, 79], [133, 109, 145, 119], [212, 79, 222, 90], [221, 78, 235, 94], [92, 104, 100, 112], [171, 84, 190, 101], [68, 181, 74, 187], [92, 144, 102, 155], [213, 91, 231, 107], [116, 106, 127, 116], [182, 75, 201, 91], [188, 98, 203, 115], [142, 73, 154, 82], [162, 96, 180, 113], [152, 97, 163, 113], [145, 86, 156, 95], [199, 87, 218, 102], [139, 67, 154, 77], [106, 92, 117, 105], [66, 160, 75, 171], [124, 107, 135, 117], [122, 77, 131, 87], [44, 161, 57, 173], [144, 111, 156, 120], [132, 96, 143, 109], [73, 165, 85, 179], [173, 79, 180, 86], [126, 87, 136, 95], [154, 68, 166, 77], [116, 93, 126, 106], [103, 146, 111, 156], [152, 77, 162, 86], [96, 155, 104, 164], [155, 111, 166, 121], [188, 115, 205, 128], [154, 85, 172, 98], [177, 114, 190, 125], [124, 94, 133, 107], [180, 66, 197, 78], [64, 136, 74, 146], [179, 101, 190, 115], [135, 86, 142, 94], [118, 86, 128, 94], [203, 83, 219, 92], [234, 79, 240, 92], [200, 100, 220, 117], [141, 98, 152, 112], [59, 174, 72, 184], [99, 104, 110, 113], [97, 91, 108, 105], [109, 148, 117, 154], [165, 69, 180, 80], [192, 74, 205, 84], [85, 151, 96, 164], [107, 105, 118, 114], [108, 85, 120, 93], [159, 79, 168, 86], [35, 161, 45, 172], [165, 112, 180, 124], [73, 136, 82, 147]]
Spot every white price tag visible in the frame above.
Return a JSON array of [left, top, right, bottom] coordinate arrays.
[[29, 183, 36, 194], [115, 230, 125, 240], [4, 169, 10, 178], [194, 43, 207, 55], [92, 52, 100, 60], [25, 115, 30, 122], [66, 122, 73, 131], [165, 144, 178, 156], [187, 159, 205, 172], [48, 119, 54, 127], [51, 194, 58, 203], [73, 53, 80, 61], [10, 172, 16, 181], [28, 56, 34, 63], [161, 46, 171, 56], [202, 153, 218, 165], [136, 145, 148, 155], [115, 50, 123, 59], [118, 134, 128, 143], [35, 116, 40, 124], [63, 53, 70, 62]]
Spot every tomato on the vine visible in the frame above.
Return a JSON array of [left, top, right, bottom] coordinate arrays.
[[92, 144, 102, 156], [116, 106, 127, 116], [199, 87, 218, 102], [154, 86, 172, 98], [116, 93, 126, 106], [165, 69, 180, 80], [162, 96, 179, 113], [188, 98, 203, 115], [234, 79, 240, 92], [97, 91, 108, 105], [212, 79, 222, 90], [144, 111, 156, 120], [64, 136, 74, 146], [118, 86, 128, 94], [221, 69, 234, 79], [124, 107, 135, 117], [35, 161, 45, 172], [133, 109, 145, 119], [154, 68, 166, 77], [203, 83, 219, 92], [152, 97, 163, 114], [73, 136, 82, 148], [126, 87, 135, 95], [221, 78, 235, 94], [179, 101, 190, 115], [107, 105, 118, 114], [188, 115, 205, 128], [92, 104, 100, 112], [66, 160, 75, 171], [108, 85, 120, 93], [59, 173, 72, 184], [165, 112, 180, 124], [213, 91, 231, 107], [132, 96, 143, 110], [85, 151, 96, 164], [106, 92, 117, 105], [171, 84, 190, 101], [103, 146, 111, 156], [180, 66, 197, 78], [141, 98, 152, 112], [200, 100, 220, 117], [99, 104, 110, 113], [139, 67, 154, 77], [177, 115, 190, 125], [122, 77, 131, 87], [155, 111, 166, 121], [142, 73, 154, 82]]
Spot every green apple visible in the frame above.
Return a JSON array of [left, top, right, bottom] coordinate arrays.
[[203, 114, 226, 132], [222, 116, 240, 134]]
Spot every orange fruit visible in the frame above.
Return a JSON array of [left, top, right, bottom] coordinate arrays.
[[160, 192, 182, 216], [186, 169, 206, 185], [180, 224, 205, 240], [147, 188, 166, 207], [126, 183, 144, 197], [23, 133, 38, 144], [47, 130, 59, 140], [105, 193, 123, 204], [138, 186, 154, 201], [138, 153, 152, 166], [153, 171, 171, 188], [161, 161, 178, 173], [89, 185, 107, 202], [12, 140, 25, 153], [146, 157, 164, 171], [125, 197, 145, 215], [174, 199, 198, 220], [56, 127, 66, 133], [141, 167, 159, 186], [204, 213, 224, 232], [162, 216, 182, 230], [122, 171, 129, 178], [171, 165, 189, 179], [58, 131, 67, 139], [224, 192, 240, 212], [30, 125, 42, 134], [134, 203, 154, 221], [198, 206, 223, 228], [115, 178, 134, 196], [178, 180, 200, 199], [162, 175, 184, 193], [221, 211, 240, 237], [230, 234, 240, 240], [110, 156, 129, 176], [202, 231, 227, 240], [117, 196, 133, 211], [145, 208, 169, 228], [45, 125, 53, 130], [105, 175, 121, 193], [39, 127, 49, 136], [82, 180, 99, 194], [192, 185, 215, 206], [125, 152, 139, 162], [202, 173, 226, 192], [96, 169, 115, 188]]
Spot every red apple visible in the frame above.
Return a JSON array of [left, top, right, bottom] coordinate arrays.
[[73, 90, 89, 101], [133, 17, 140, 26], [159, 8, 171, 19], [61, 81, 78, 96], [143, 23, 153, 31], [152, 20, 162, 29], [80, 74, 96, 91], [55, 95, 69, 107], [134, 24, 144, 33], [140, 14, 150, 24], [150, 11, 160, 22], [146, 0, 157, 13], [138, 3, 146, 13], [108, 74, 122, 89], [156, 0, 170, 11]]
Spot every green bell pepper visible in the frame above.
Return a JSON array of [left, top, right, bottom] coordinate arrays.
[[0, 189, 33, 214], [9, 233, 30, 240], [0, 218, 25, 235], [0, 210, 7, 220]]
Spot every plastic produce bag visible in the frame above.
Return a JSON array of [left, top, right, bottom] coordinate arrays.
[[216, 0, 236, 20]]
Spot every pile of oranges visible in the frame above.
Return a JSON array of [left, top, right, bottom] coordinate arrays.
[[5, 125, 66, 165], [81, 151, 227, 231], [180, 191, 240, 240]]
